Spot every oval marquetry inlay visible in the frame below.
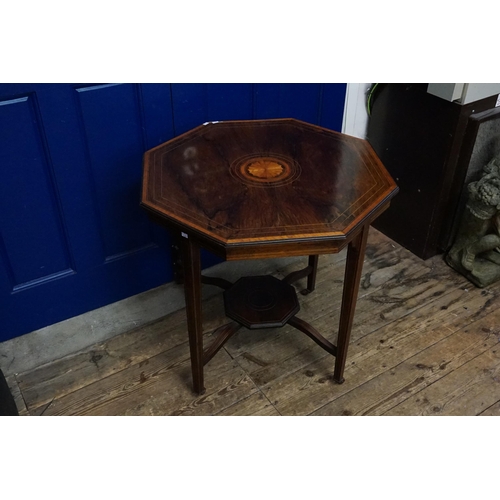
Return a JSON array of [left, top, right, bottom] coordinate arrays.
[[230, 154, 300, 187], [247, 160, 284, 179]]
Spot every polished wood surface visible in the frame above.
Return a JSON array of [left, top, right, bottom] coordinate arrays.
[[141, 119, 398, 394], [334, 224, 370, 383], [223, 275, 300, 329], [142, 119, 398, 257], [180, 236, 205, 394]]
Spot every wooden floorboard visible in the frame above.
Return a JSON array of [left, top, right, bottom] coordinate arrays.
[[11, 227, 500, 416], [5, 375, 29, 416]]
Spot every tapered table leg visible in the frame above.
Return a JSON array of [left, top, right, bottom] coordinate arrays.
[[306, 255, 319, 293], [334, 224, 370, 383], [180, 234, 205, 394]]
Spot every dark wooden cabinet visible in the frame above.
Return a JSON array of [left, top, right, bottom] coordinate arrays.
[[367, 83, 500, 260]]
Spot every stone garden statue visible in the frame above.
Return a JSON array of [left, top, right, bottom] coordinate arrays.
[[446, 155, 500, 287]]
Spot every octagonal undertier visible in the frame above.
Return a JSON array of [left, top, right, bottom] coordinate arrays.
[[223, 275, 300, 329]]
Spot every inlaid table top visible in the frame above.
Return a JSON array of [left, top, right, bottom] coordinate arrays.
[[141, 119, 398, 254]]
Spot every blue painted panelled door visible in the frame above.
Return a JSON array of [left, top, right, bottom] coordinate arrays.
[[0, 83, 346, 342]]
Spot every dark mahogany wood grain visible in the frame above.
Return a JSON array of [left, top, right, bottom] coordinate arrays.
[[334, 224, 370, 383], [282, 254, 319, 294], [287, 316, 337, 357], [223, 275, 300, 329], [180, 235, 205, 394], [306, 254, 319, 294], [203, 322, 242, 366], [141, 119, 398, 394], [142, 119, 398, 259]]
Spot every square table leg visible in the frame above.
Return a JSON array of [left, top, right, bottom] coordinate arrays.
[[306, 255, 319, 293], [180, 234, 205, 394], [334, 224, 370, 383]]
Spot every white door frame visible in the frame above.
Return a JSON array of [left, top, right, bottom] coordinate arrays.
[[342, 83, 371, 139]]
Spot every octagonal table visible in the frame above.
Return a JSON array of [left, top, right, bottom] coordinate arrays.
[[141, 119, 398, 394]]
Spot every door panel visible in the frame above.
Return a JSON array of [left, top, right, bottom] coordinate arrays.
[[0, 94, 73, 289], [140, 84, 174, 149], [171, 83, 210, 135], [0, 83, 346, 342], [254, 83, 323, 122], [74, 84, 153, 260], [318, 83, 348, 131], [206, 84, 254, 122]]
